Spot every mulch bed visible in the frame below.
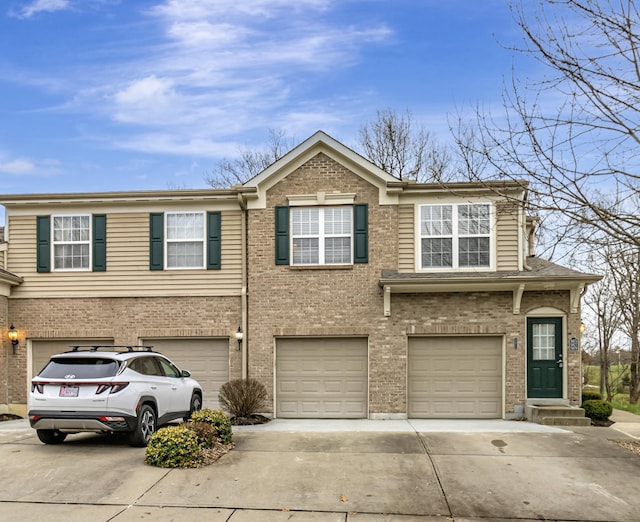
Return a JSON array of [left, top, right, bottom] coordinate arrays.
[[230, 414, 271, 425], [0, 414, 22, 422]]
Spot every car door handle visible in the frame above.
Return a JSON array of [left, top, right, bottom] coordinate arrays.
[[150, 386, 157, 390]]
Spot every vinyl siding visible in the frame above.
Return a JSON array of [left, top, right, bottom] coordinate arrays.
[[7, 211, 243, 298], [398, 204, 414, 273], [495, 201, 520, 271]]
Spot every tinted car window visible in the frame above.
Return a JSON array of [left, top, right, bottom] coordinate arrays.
[[129, 357, 162, 376], [157, 357, 180, 378], [38, 358, 119, 379]]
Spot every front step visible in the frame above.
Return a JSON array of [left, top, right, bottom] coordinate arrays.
[[527, 405, 591, 426]]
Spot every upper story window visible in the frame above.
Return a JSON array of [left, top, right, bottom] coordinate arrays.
[[419, 203, 493, 270], [291, 206, 352, 265], [149, 211, 221, 271], [166, 212, 205, 269], [52, 215, 91, 270]]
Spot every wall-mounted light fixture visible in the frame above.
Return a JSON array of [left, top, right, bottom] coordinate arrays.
[[235, 326, 243, 351], [580, 322, 586, 335], [8, 324, 18, 355]]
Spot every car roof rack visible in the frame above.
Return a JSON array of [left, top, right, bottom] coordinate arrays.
[[68, 345, 155, 353]]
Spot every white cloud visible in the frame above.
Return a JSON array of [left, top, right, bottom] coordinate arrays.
[[0, 158, 35, 174], [16, 0, 70, 18]]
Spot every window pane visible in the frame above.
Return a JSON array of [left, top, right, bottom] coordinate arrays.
[[325, 237, 351, 264], [459, 204, 490, 235], [459, 237, 490, 267], [421, 205, 452, 236], [53, 215, 89, 242], [292, 238, 319, 264], [324, 207, 351, 235], [532, 323, 556, 361], [54, 244, 89, 270], [421, 238, 452, 268], [167, 242, 203, 268], [291, 208, 319, 236], [167, 213, 204, 240]]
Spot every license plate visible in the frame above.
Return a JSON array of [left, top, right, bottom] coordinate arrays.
[[60, 385, 79, 397]]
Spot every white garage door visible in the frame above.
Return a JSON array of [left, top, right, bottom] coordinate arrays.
[[409, 336, 503, 419], [276, 337, 368, 419], [143, 338, 229, 409], [32, 339, 113, 378]]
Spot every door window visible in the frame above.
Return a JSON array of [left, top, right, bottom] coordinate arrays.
[[532, 323, 556, 360]]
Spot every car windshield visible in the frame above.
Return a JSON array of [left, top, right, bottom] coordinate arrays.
[[38, 357, 120, 379]]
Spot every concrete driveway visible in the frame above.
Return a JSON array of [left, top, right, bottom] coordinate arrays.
[[1, 418, 639, 521]]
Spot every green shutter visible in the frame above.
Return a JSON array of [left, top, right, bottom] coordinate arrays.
[[92, 214, 107, 272], [353, 204, 368, 264], [149, 213, 164, 270], [275, 206, 290, 265], [207, 211, 221, 270], [36, 216, 51, 273]]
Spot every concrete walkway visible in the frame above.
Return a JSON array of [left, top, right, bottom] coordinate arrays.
[[610, 408, 640, 439], [1, 414, 640, 521]]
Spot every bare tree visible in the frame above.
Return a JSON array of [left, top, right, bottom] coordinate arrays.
[[205, 129, 295, 188], [606, 244, 640, 403], [457, 0, 640, 251], [357, 108, 454, 182], [584, 266, 623, 401]]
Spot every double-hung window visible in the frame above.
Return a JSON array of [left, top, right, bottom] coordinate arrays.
[[166, 212, 205, 269], [291, 206, 352, 265], [420, 203, 492, 269], [52, 215, 91, 270]]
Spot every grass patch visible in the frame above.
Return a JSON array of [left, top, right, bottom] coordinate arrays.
[[611, 394, 640, 416]]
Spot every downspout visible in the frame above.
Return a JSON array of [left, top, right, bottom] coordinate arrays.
[[238, 192, 248, 379]]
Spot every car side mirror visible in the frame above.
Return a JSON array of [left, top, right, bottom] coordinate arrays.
[[181, 370, 191, 378]]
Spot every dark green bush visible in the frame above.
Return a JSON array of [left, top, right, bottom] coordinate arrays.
[[219, 378, 267, 419], [190, 409, 233, 444], [581, 390, 602, 402], [581, 399, 613, 422], [186, 420, 218, 449], [145, 425, 203, 468]]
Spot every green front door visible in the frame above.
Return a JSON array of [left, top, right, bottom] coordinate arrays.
[[527, 317, 563, 398]]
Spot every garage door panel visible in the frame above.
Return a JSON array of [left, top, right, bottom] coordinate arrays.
[[409, 337, 502, 419], [276, 338, 367, 418]]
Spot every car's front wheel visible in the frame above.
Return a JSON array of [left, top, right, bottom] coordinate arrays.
[[129, 404, 156, 447], [184, 392, 202, 421], [36, 429, 67, 444]]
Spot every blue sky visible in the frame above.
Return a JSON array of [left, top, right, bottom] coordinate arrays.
[[0, 0, 530, 203]]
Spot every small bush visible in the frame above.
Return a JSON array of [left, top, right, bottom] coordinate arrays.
[[190, 409, 233, 444], [582, 399, 613, 422], [219, 379, 267, 419], [187, 420, 218, 449], [145, 425, 203, 468], [581, 390, 602, 402]]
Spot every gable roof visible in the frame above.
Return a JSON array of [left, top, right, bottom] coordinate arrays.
[[239, 130, 403, 209]]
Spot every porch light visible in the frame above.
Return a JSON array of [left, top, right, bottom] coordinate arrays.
[[235, 326, 243, 350], [8, 324, 18, 355], [579, 322, 586, 335]]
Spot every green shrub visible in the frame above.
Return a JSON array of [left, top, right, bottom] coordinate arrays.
[[582, 399, 613, 422], [145, 425, 203, 468], [581, 390, 602, 402], [219, 379, 267, 419], [190, 409, 233, 444], [186, 420, 218, 449]]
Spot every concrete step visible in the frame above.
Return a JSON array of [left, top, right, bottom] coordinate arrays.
[[527, 405, 588, 426], [540, 416, 592, 427]]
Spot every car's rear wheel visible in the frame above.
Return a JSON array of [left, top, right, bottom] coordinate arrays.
[[36, 429, 67, 444], [129, 404, 156, 447]]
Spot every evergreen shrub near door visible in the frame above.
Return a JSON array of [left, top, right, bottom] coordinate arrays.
[[581, 390, 602, 402], [581, 399, 613, 422]]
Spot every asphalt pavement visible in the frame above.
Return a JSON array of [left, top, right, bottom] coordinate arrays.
[[0, 414, 639, 521]]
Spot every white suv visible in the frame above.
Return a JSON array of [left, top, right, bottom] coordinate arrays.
[[29, 346, 203, 446]]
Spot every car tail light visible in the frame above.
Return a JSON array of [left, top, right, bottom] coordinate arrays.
[[95, 382, 129, 395], [31, 383, 44, 394]]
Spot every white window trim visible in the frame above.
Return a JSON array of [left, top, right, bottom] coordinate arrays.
[[290, 206, 353, 266], [164, 211, 206, 270], [416, 202, 496, 272], [51, 214, 92, 272]]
